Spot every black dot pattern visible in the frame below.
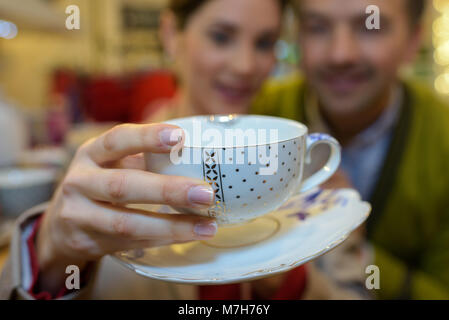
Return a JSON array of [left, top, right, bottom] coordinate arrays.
[[203, 138, 303, 219]]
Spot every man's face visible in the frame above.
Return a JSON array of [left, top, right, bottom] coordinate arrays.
[[296, 0, 421, 115]]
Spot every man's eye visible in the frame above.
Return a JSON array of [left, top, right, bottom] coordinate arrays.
[[359, 24, 383, 36], [305, 24, 328, 34], [362, 27, 381, 34], [209, 31, 230, 45], [358, 17, 389, 35]]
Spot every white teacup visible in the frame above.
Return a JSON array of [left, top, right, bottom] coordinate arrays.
[[145, 115, 341, 225]]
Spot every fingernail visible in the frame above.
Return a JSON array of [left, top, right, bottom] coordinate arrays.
[[159, 128, 183, 147], [188, 185, 214, 206], [194, 221, 218, 237]]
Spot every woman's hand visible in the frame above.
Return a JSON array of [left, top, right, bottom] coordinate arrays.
[[36, 123, 216, 293]]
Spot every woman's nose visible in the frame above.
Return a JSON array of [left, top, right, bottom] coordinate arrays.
[[230, 44, 257, 76]]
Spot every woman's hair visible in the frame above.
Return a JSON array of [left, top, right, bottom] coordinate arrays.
[[168, 0, 289, 29]]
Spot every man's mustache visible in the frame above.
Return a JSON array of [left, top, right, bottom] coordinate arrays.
[[317, 64, 375, 79]]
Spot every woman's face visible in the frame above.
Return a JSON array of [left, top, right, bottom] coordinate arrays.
[[170, 0, 282, 114]]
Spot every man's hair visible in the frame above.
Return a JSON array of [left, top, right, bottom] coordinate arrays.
[[291, 0, 426, 28], [408, 0, 426, 27]]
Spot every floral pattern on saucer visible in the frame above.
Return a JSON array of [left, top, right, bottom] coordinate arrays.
[[280, 188, 350, 221]]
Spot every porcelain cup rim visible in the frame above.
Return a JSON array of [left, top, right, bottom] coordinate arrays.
[[164, 114, 309, 149]]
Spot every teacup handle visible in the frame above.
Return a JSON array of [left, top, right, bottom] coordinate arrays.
[[295, 133, 341, 194]]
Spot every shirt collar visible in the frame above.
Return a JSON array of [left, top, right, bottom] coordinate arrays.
[[304, 85, 403, 149]]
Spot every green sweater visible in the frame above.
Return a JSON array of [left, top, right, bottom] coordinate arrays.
[[251, 74, 449, 299]]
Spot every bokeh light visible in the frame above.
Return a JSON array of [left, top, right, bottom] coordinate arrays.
[[435, 41, 449, 65], [433, 0, 449, 94], [0, 20, 18, 39], [432, 14, 449, 45], [434, 0, 449, 13], [435, 73, 449, 94]]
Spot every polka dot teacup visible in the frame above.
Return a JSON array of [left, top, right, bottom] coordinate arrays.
[[145, 115, 341, 225]]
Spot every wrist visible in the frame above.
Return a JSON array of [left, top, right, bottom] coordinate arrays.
[[35, 213, 88, 293]]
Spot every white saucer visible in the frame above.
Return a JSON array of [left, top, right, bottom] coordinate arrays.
[[112, 188, 371, 285]]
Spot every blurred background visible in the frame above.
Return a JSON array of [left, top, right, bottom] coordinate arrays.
[[0, 0, 446, 146], [0, 0, 447, 237]]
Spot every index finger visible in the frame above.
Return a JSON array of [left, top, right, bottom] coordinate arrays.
[[84, 123, 185, 165]]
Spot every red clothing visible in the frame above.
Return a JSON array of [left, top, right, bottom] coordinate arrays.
[[27, 216, 68, 299], [198, 266, 307, 300]]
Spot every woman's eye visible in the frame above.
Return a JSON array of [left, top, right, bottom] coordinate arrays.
[[209, 31, 231, 46], [256, 38, 276, 51]]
